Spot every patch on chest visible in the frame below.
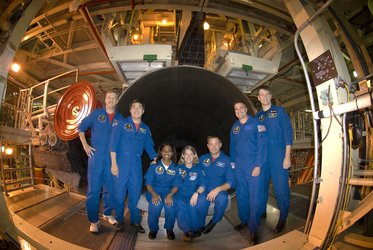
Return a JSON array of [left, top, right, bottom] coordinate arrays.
[[189, 172, 197, 181], [155, 166, 164, 175], [257, 125, 266, 132], [112, 119, 118, 127], [98, 115, 106, 123], [139, 127, 146, 134], [203, 158, 211, 167], [258, 114, 265, 121], [180, 169, 187, 178], [233, 125, 240, 134], [269, 110, 278, 118], [124, 123, 133, 131]]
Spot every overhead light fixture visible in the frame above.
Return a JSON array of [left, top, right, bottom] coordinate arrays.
[[5, 147, 13, 155], [158, 14, 169, 25], [203, 21, 210, 30], [353, 70, 357, 78], [11, 63, 20, 72], [130, 28, 143, 45]]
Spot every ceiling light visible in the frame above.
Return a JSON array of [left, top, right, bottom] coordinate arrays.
[[11, 63, 20, 72], [353, 70, 357, 78], [203, 21, 210, 30], [5, 147, 13, 155], [130, 28, 143, 44]]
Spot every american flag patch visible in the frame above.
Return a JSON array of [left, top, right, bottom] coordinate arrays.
[[257, 125, 266, 132]]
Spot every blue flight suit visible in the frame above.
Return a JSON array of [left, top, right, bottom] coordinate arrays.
[[175, 164, 206, 233], [109, 115, 157, 224], [256, 105, 292, 222], [230, 115, 267, 233], [199, 152, 235, 224], [78, 108, 121, 223], [144, 162, 180, 232]]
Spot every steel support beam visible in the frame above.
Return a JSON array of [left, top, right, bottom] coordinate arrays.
[[285, 0, 350, 247]]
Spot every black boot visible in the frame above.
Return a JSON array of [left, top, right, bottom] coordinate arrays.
[[202, 220, 216, 234], [116, 222, 125, 232], [249, 231, 259, 245], [166, 229, 175, 240], [234, 223, 247, 231], [131, 223, 145, 233], [148, 231, 157, 239], [274, 220, 286, 233]]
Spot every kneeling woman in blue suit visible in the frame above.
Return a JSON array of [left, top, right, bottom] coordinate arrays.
[[176, 145, 206, 242], [144, 143, 180, 240]]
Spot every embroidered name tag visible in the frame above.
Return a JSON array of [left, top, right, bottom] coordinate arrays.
[[216, 161, 225, 167], [269, 110, 277, 118], [167, 169, 176, 175]]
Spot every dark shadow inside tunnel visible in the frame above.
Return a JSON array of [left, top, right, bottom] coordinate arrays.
[[116, 66, 255, 156]]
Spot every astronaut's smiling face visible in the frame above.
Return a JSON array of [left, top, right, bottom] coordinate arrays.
[[183, 149, 195, 166], [207, 137, 222, 157], [234, 102, 248, 120], [258, 89, 272, 107], [161, 145, 173, 163], [105, 92, 118, 110], [130, 102, 145, 120]]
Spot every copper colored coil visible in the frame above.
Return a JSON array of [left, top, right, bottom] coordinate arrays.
[[54, 81, 96, 141]]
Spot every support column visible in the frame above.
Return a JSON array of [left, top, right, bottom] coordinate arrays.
[[284, 0, 350, 247]]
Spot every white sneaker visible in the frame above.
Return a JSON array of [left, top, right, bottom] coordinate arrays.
[[103, 215, 117, 225], [90, 221, 99, 233]]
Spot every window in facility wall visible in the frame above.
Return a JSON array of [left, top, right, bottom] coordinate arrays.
[[0, 82, 20, 127]]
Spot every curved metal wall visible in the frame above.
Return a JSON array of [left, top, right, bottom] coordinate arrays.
[[117, 66, 255, 155]]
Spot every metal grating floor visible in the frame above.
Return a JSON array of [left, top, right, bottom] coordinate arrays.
[[39, 203, 138, 249], [6, 185, 138, 249]]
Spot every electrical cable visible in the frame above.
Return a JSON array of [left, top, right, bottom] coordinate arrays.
[[324, 114, 353, 249]]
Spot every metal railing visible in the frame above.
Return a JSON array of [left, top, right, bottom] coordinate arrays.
[[15, 69, 79, 132]]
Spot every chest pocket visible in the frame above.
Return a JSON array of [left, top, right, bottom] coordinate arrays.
[[135, 128, 147, 145], [96, 115, 108, 130], [212, 162, 226, 177]]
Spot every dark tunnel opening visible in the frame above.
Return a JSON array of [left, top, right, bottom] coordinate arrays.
[[116, 66, 256, 156]]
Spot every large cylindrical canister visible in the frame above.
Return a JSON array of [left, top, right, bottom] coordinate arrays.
[[116, 66, 255, 154]]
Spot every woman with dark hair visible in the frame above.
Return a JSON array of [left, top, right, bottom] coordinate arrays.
[[144, 143, 180, 240]]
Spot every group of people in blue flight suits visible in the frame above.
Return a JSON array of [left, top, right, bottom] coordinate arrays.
[[78, 85, 293, 246]]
